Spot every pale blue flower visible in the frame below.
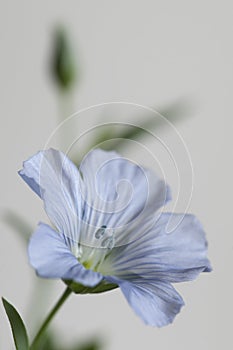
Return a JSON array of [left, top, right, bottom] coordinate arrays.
[[19, 148, 211, 327]]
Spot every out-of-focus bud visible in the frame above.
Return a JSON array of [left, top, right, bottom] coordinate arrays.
[[51, 26, 76, 90]]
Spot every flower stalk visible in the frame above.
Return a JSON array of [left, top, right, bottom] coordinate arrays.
[[30, 287, 72, 350]]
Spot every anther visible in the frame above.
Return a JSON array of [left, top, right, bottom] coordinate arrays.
[[95, 225, 107, 239], [101, 236, 115, 250]]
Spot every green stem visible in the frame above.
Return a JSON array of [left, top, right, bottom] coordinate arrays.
[[30, 287, 72, 350]]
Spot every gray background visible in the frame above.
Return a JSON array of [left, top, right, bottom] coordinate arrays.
[[0, 1, 232, 349]]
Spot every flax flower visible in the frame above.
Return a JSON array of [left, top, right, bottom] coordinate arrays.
[[19, 149, 211, 327]]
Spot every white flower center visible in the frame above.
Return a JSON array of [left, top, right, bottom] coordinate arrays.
[[77, 225, 115, 273]]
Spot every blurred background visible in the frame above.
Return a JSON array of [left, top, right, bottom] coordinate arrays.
[[0, 1, 232, 349]]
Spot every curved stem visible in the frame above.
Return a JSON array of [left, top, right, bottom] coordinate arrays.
[[30, 287, 72, 350]]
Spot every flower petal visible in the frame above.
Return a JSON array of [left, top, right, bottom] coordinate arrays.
[[106, 276, 184, 327], [105, 213, 211, 282], [79, 149, 170, 246], [28, 222, 103, 287], [19, 149, 83, 243]]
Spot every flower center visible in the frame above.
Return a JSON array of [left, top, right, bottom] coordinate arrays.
[[95, 225, 115, 249], [78, 225, 115, 274]]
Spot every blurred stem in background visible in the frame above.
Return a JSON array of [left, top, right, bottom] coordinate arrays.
[[50, 26, 77, 151]]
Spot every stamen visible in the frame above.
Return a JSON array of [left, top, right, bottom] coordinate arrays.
[[95, 225, 107, 239], [78, 226, 115, 272], [101, 235, 115, 250]]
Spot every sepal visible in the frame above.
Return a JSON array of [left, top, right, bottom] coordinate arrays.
[[64, 279, 118, 294]]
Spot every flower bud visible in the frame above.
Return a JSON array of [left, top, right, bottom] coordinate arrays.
[[51, 26, 76, 90]]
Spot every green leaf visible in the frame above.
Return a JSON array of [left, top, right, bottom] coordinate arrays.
[[2, 209, 33, 243], [2, 298, 29, 350], [83, 98, 194, 156], [71, 98, 194, 166], [72, 340, 102, 350]]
